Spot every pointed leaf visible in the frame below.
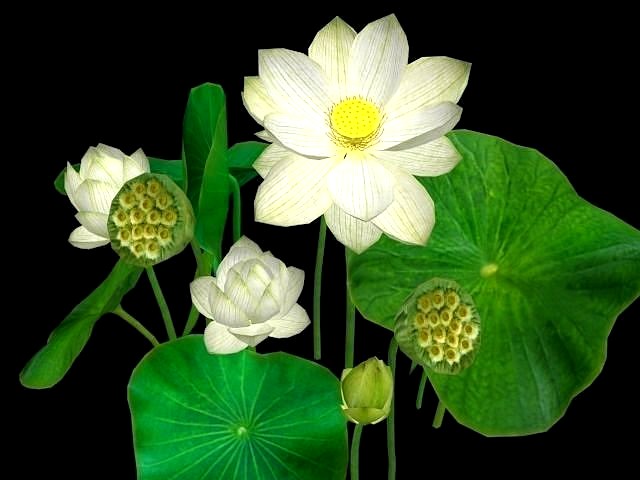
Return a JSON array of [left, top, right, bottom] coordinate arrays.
[[347, 130, 640, 435], [182, 83, 229, 260], [228, 140, 268, 187], [129, 336, 348, 479], [20, 260, 143, 388]]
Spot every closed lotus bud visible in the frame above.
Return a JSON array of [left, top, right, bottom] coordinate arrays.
[[108, 173, 194, 266], [341, 357, 393, 425]]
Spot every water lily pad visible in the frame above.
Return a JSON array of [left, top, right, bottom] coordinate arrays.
[[129, 336, 347, 479], [347, 130, 640, 435]]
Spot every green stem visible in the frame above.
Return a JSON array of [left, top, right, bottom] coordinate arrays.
[[432, 400, 446, 428], [416, 369, 428, 410], [350, 424, 364, 480], [345, 250, 355, 368], [387, 338, 398, 480], [183, 239, 212, 336], [146, 266, 176, 341], [229, 174, 242, 242], [313, 216, 327, 360], [112, 305, 159, 347]]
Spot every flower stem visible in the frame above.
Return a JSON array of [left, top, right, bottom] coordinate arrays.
[[387, 337, 398, 480], [432, 400, 446, 428], [112, 304, 159, 347], [146, 266, 176, 341], [350, 424, 364, 480], [229, 174, 242, 243], [416, 369, 428, 410], [313, 216, 327, 360], [183, 239, 212, 336], [345, 248, 355, 368]]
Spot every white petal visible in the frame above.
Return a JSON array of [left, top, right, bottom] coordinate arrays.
[[268, 304, 310, 339], [64, 163, 82, 210], [122, 156, 145, 183], [96, 143, 125, 160], [225, 266, 263, 314], [228, 323, 274, 347], [324, 205, 382, 254], [190, 276, 217, 319], [385, 57, 471, 117], [308, 17, 356, 100], [242, 76, 279, 126], [282, 267, 304, 314], [208, 283, 251, 327], [204, 321, 248, 354], [73, 179, 120, 214], [79, 147, 99, 178], [252, 281, 282, 323], [216, 237, 262, 288], [347, 14, 408, 105], [378, 102, 462, 151], [84, 151, 124, 185], [129, 148, 150, 173], [372, 171, 435, 245], [255, 130, 276, 142], [326, 155, 394, 221], [255, 154, 336, 226], [75, 211, 109, 238], [264, 113, 333, 158], [68, 226, 110, 249], [259, 48, 331, 122], [372, 136, 461, 177], [254, 143, 290, 178]]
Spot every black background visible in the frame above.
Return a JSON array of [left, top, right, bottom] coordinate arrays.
[[12, 5, 639, 478]]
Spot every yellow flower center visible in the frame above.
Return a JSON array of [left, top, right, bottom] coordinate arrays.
[[329, 97, 382, 150]]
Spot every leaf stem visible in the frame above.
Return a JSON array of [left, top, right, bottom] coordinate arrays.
[[350, 424, 364, 480], [313, 216, 327, 360], [432, 400, 446, 428], [229, 174, 242, 242], [345, 247, 355, 369], [112, 304, 159, 347], [146, 266, 176, 341], [416, 369, 428, 410], [387, 337, 398, 480]]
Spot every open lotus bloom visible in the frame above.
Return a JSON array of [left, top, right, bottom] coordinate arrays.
[[65, 144, 150, 249], [244, 14, 470, 253], [190, 237, 310, 354]]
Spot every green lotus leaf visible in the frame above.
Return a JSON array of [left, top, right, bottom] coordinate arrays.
[[347, 130, 640, 435], [129, 336, 348, 479]]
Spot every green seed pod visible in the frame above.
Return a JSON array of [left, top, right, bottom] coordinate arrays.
[[108, 173, 194, 267], [394, 278, 481, 375]]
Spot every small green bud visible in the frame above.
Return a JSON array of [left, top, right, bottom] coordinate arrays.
[[340, 357, 393, 425], [108, 173, 194, 267]]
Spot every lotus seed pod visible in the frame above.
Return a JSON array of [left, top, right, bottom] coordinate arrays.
[[394, 278, 481, 375], [108, 173, 194, 267]]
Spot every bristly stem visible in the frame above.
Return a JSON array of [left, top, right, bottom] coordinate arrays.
[[350, 424, 364, 480], [313, 216, 327, 360], [112, 304, 159, 347], [416, 369, 428, 410], [432, 400, 446, 428], [387, 337, 398, 480], [345, 247, 355, 369], [229, 174, 242, 243], [146, 266, 176, 341]]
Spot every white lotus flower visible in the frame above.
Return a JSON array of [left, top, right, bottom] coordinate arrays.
[[243, 14, 470, 253], [190, 236, 310, 354], [65, 144, 150, 249]]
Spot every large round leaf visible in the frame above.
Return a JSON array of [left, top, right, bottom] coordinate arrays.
[[129, 336, 347, 479], [348, 130, 640, 435]]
